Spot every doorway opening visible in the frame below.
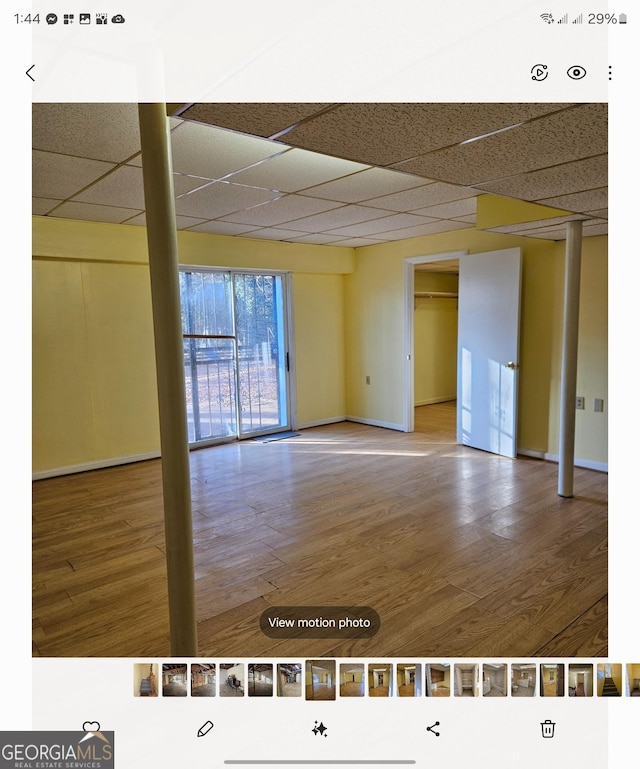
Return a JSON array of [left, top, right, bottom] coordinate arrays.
[[404, 251, 466, 436], [180, 268, 292, 447], [411, 256, 461, 440]]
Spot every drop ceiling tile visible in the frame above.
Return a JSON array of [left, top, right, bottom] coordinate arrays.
[[33, 151, 116, 199], [221, 194, 343, 227], [579, 221, 610, 236], [226, 148, 369, 192], [329, 237, 386, 247], [537, 187, 608, 213], [392, 104, 608, 185], [180, 103, 335, 138], [172, 174, 221, 196], [287, 233, 348, 245], [302, 167, 429, 203], [524, 221, 608, 239], [74, 167, 208, 209], [325, 213, 439, 238], [282, 103, 572, 166], [585, 208, 608, 219], [32, 197, 62, 215], [518, 229, 570, 240], [365, 183, 476, 212], [32, 103, 141, 162], [175, 216, 217, 230], [474, 154, 608, 201], [47, 201, 142, 223], [73, 166, 145, 209], [282, 205, 393, 233], [237, 228, 312, 241], [187, 221, 263, 236], [170, 121, 288, 179], [376, 220, 473, 240], [531, 217, 607, 235], [416, 197, 477, 219], [485, 214, 586, 234], [123, 213, 210, 229], [174, 181, 281, 219]]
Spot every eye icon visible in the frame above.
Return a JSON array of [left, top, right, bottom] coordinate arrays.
[[567, 66, 586, 80]]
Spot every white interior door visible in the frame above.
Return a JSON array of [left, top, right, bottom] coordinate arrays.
[[457, 248, 522, 458]]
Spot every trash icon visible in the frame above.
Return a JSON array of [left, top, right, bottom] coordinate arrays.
[[541, 719, 556, 738]]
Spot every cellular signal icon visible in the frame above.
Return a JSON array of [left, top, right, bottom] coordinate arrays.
[[572, 13, 583, 23], [557, 13, 569, 23], [540, 13, 554, 23]]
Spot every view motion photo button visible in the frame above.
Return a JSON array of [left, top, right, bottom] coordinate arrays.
[[260, 606, 380, 638]]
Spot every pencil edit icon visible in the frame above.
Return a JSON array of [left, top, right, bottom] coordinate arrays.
[[197, 720, 214, 738]]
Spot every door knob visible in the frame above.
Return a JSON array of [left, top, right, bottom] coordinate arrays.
[[505, 361, 519, 369]]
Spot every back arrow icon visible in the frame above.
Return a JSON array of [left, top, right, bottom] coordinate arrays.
[[27, 65, 35, 82]]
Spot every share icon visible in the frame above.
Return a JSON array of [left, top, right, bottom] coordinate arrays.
[[426, 722, 440, 737]]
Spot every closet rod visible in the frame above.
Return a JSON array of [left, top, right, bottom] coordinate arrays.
[[414, 291, 458, 299]]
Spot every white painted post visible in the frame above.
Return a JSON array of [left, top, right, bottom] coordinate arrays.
[[558, 220, 583, 497], [138, 103, 198, 655]]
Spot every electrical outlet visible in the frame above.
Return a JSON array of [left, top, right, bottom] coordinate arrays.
[[594, 398, 604, 412], [576, 396, 585, 410], [365, 375, 371, 385]]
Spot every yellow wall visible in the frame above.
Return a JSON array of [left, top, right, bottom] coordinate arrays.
[[292, 273, 346, 426], [33, 217, 351, 475], [33, 258, 160, 472], [344, 246, 406, 429], [33, 214, 608, 476]]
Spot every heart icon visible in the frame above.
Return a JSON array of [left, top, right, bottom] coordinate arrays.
[[82, 721, 101, 733]]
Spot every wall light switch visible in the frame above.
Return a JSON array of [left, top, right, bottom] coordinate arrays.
[[594, 398, 604, 412], [365, 375, 371, 385]]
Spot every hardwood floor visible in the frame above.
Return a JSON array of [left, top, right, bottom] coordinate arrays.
[[340, 681, 364, 697], [32, 402, 608, 658]]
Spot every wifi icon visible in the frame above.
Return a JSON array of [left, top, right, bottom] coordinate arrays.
[[540, 13, 554, 23]]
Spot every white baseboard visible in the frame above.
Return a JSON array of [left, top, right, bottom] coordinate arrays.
[[32, 450, 161, 481], [296, 416, 347, 429], [518, 448, 608, 473], [345, 415, 405, 432]]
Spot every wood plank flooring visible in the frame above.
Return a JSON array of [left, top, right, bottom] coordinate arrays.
[[32, 402, 607, 658]]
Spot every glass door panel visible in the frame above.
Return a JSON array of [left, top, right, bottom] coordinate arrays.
[[234, 273, 288, 436], [184, 337, 237, 443]]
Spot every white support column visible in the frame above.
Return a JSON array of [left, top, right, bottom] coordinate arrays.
[[138, 103, 198, 655], [558, 220, 583, 497]]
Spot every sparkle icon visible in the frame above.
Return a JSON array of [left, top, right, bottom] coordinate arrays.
[[312, 721, 328, 737]]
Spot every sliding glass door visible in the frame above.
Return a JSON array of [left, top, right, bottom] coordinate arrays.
[[180, 269, 290, 445]]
